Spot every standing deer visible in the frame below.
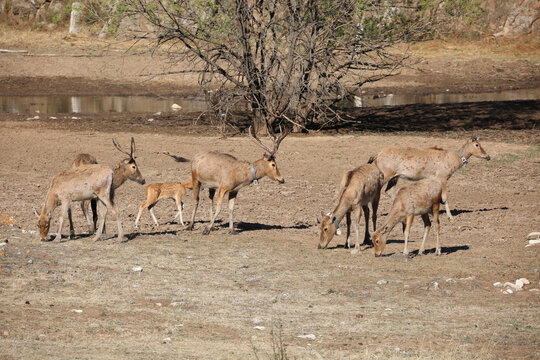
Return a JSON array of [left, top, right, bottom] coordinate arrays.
[[67, 138, 145, 237], [38, 164, 123, 242], [318, 163, 383, 253], [134, 179, 193, 227], [186, 126, 288, 235], [372, 178, 442, 257], [369, 137, 490, 220]]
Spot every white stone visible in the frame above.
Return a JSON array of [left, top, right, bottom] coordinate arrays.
[[132, 266, 143, 272], [72, 309, 83, 313], [493, 282, 503, 287], [171, 103, 182, 111], [519, 278, 530, 285], [515, 279, 525, 288], [297, 334, 316, 340], [147, 118, 154, 122], [377, 279, 388, 285], [254, 326, 265, 330]]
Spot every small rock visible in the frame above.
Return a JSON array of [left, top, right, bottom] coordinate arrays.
[[147, 118, 154, 122], [446, 278, 456, 284], [254, 326, 265, 330], [175, 324, 184, 327], [297, 334, 316, 340], [162, 337, 171, 343], [171, 104, 182, 111], [154, 112, 162, 116], [27, 259, 33, 264], [444, 290, 453, 296], [71, 116, 80, 120], [72, 309, 83, 313], [515, 279, 525, 288], [493, 282, 503, 287], [377, 279, 388, 285], [49, 116, 57, 120], [430, 281, 439, 290], [459, 276, 474, 281], [132, 266, 143, 272], [518, 278, 530, 285], [155, 303, 162, 307]]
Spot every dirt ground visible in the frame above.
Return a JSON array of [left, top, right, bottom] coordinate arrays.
[[0, 30, 539, 359]]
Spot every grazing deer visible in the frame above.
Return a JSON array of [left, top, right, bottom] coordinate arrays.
[[318, 163, 383, 253], [369, 137, 490, 220], [186, 126, 288, 234], [372, 178, 442, 257], [38, 164, 123, 242], [67, 138, 145, 237], [134, 180, 193, 227]]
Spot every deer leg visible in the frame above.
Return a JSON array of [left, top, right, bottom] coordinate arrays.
[[228, 191, 238, 234], [434, 202, 442, 256], [54, 201, 70, 242], [149, 205, 159, 226], [90, 199, 98, 234], [203, 188, 226, 235], [371, 192, 380, 236], [441, 180, 453, 221], [67, 204, 75, 239], [173, 197, 184, 226], [345, 211, 352, 248], [80, 200, 93, 234], [350, 208, 362, 255], [187, 179, 201, 230], [362, 205, 371, 246], [418, 214, 431, 255], [93, 200, 107, 241], [134, 203, 146, 228], [403, 214, 414, 256], [208, 188, 216, 220]]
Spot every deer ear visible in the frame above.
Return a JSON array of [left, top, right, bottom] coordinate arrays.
[[123, 159, 130, 164], [382, 225, 388, 234]]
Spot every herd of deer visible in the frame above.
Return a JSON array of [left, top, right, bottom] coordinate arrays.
[[37, 131, 490, 257]]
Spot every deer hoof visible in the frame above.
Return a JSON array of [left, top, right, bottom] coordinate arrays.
[[202, 227, 211, 235], [229, 229, 238, 235]]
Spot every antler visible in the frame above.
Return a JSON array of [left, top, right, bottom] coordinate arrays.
[[112, 137, 134, 158], [248, 126, 288, 159]]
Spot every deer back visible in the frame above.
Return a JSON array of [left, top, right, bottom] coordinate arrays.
[[70, 153, 97, 170]]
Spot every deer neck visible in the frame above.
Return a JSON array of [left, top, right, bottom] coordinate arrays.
[[112, 164, 128, 189], [40, 190, 58, 219], [250, 159, 268, 184], [328, 195, 352, 227], [450, 144, 471, 171]]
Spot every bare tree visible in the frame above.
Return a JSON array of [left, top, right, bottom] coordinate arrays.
[[123, 0, 478, 131]]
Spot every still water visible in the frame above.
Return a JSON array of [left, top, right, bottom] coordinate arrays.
[[0, 95, 208, 114], [0, 88, 538, 114]]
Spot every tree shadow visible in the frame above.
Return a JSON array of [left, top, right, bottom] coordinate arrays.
[[315, 100, 538, 133]]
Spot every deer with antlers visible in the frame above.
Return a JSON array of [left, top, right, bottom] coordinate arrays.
[[66, 138, 145, 237], [186, 126, 288, 235], [369, 137, 490, 220], [134, 179, 193, 227]]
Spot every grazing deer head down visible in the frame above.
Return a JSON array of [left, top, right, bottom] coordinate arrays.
[[112, 137, 145, 186]]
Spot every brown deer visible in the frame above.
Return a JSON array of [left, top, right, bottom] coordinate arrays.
[[38, 164, 123, 242], [369, 137, 490, 220], [67, 138, 145, 237], [318, 163, 383, 253], [68, 153, 98, 235], [186, 126, 288, 235], [372, 178, 442, 257], [134, 180, 193, 227]]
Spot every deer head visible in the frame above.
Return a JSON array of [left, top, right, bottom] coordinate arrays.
[[248, 126, 288, 183], [112, 137, 145, 185], [462, 137, 491, 161]]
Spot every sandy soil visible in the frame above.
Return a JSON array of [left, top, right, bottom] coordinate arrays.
[[0, 31, 539, 359]]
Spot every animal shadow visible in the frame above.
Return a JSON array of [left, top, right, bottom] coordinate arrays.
[[446, 206, 509, 216]]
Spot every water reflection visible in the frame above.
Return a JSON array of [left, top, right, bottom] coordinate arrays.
[[0, 88, 538, 114], [356, 88, 540, 107], [0, 95, 208, 114]]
